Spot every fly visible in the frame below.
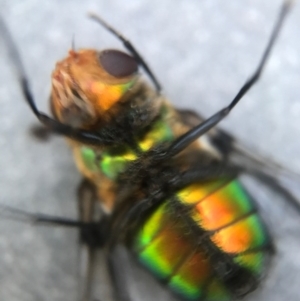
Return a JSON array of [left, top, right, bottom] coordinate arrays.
[[0, 1, 299, 301]]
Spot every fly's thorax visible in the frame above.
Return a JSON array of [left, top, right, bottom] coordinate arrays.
[[71, 103, 174, 173], [50, 48, 162, 131], [69, 98, 224, 213], [68, 99, 177, 212]]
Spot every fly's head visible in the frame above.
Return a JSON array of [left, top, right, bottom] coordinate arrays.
[[50, 49, 140, 129]]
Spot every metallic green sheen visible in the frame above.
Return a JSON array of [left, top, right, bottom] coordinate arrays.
[[133, 179, 269, 301], [80, 106, 174, 180], [100, 153, 130, 179], [81, 146, 97, 171]]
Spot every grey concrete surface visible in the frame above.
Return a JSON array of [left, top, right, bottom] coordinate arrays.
[[0, 0, 300, 301]]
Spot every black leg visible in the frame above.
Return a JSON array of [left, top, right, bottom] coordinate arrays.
[[0, 204, 95, 228], [171, 164, 239, 190], [89, 13, 162, 93], [77, 179, 107, 247], [163, 0, 292, 158], [205, 126, 300, 215], [0, 180, 110, 301], [77, 178, 110, 301], [77, 178, 97, 301], [0, 180, 108, 236], [107, 245, 134, 301], [77, 245, 98, 301]]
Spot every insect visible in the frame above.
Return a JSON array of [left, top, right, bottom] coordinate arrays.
[[0, 0, 300, 300]]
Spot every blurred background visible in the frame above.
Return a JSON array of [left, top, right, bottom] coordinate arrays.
[[0, 0, 300, 301]]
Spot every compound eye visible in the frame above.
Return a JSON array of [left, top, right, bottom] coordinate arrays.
[[99, 50, 138, 78]]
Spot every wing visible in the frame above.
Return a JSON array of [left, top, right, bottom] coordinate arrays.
[[177, 107, 300, 212]]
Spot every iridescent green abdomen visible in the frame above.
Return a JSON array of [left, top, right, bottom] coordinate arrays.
[[132, 179, 271, 301]]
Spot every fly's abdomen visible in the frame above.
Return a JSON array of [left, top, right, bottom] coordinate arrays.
[[132, 180, 271, 301]]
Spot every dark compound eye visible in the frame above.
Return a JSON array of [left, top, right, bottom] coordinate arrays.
[[99, 49, 138, 78]]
